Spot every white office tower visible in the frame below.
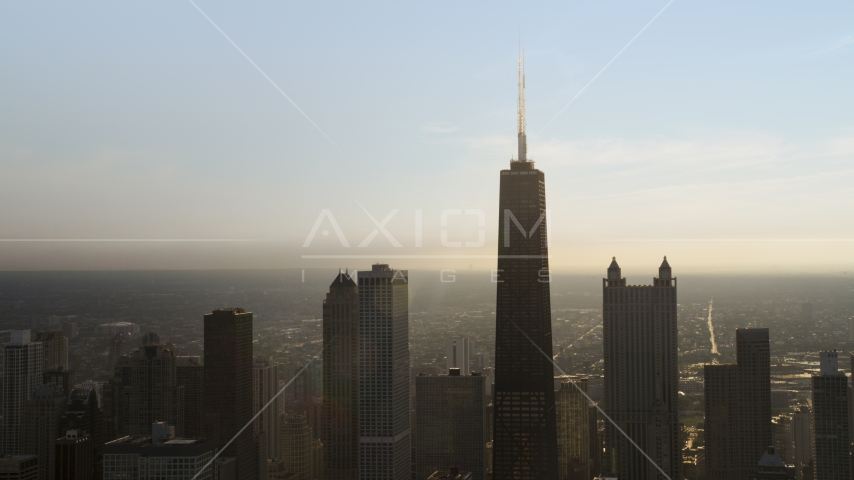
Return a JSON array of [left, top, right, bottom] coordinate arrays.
[[445, 338, 471, 376], [1, 330, 44, 456], [358, 264, 411, 480], [791, 407, 812, 480], [811, 351, 850, 480]]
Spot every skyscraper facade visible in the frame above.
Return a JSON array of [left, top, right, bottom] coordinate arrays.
[[60, 389, 104, 480], [203, 307, 255, 480], [175, 355, 204, 439], [705, 328, 771, 480], [34, 331, 68, 370], [55, 429, 94, 480], [791, 407, 812, 480], [281, 414, 312, 480], [1, 331, 44, 456], [253, 355, 280, 461], [602, 258, 680, 480], [22, 384, 66, 480], [492, 51, 559, 480], [357, 264, 410, 480], [125, 345, 178, 436], [415, 369, 486, 480], [811, 351, 850, 479], [445, 338, 471, 376], [322, 271, 359, 480], [555, 378, 591, 480]]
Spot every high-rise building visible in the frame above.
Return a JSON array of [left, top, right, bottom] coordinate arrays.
[[2, 331, 44, 456], [203, 308, 255, 480], [705, 328, 771, 480], [555, 378, 592, 480], [254, 356, 281, 460], [811, 351, 850, 479], [43, 367, 74, 397], [107, 333, 129, 377], [492, 50, 559, 480], [322, 271, 359, 480], [445, 338, 471, 376], [60, 389, 104, 478], [55, 429, 94, 480], [61, 321, 78, 340], [281, 414, 312, 480], [175, 355, 204, 439], [125, 345, 179, 436], [311, 438, 324, 480], [34, 331, 67, 370], [772, 415, 793, 464], [357, 264, 411, 480], [791, 407, 812, 480], [602, 258, 680, 479], [0, 455, 38, 480], [415, 369, 486, 480], [22, 384, 66, 480]]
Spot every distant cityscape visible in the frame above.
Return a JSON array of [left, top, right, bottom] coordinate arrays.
[[1, 56, 854, 480]]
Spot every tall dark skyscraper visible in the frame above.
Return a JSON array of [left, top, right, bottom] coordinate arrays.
[[602, 258, 680, 480], [811, 351, 850, 480], [322, 271, 359, 480], [492, 50, 559, 480], [176, 355, 204, 439], [705, 328, 771, 480], [204, 307, 256, 480], [415, 369, 486, 480], [357, 264, 410, 480]]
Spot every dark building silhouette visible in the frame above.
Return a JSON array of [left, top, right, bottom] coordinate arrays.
[[750, 446, 795, 479], [492, 50, 558, 480], [811, 351, 850, 480], [55, 429, 94, 480], [176, 355, 204, 439], [357, 264, 411, 480], [204, 308, 255, 479], [43, 367, 74, 397], [322, 271, 359, 480], [705, 328, 771, 480], [60, 389, 104, 479], [602, 258, 680, 480], [140, 331, 160, 346], [22, 384, 65, 480], [415, 369, 486, 480], [126, 345, 178, 435]]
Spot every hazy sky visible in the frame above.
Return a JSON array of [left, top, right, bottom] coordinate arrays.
[[1, 1, 853, 272]]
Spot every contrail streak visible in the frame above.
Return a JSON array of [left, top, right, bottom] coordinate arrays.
[[506, 316, 672, 480], [186, 0, 346, 156], [537, 0, 677, 136], [707, 298, 719, 362]]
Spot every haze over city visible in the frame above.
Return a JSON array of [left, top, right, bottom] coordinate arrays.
[[2, 1, 853, 272]]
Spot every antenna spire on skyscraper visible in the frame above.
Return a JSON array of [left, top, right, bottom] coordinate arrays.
[[517, 45, 527, 162]]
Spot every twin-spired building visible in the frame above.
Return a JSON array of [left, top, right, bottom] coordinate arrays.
[[602, 257, 681, 479]]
